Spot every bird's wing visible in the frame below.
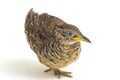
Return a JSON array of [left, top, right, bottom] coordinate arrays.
[[24, 9, 65, 49]]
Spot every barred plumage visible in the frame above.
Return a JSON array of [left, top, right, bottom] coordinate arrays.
[[25, 8, 90, 78], [37, 41, 81, 69]]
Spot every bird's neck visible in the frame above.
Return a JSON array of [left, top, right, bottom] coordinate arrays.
[[61, 41, 80, 50]]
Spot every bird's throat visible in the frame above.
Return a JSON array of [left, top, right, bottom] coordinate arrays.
[[63, 41, 79, 45]]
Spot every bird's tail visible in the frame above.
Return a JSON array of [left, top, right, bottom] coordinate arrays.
[[25, 8, 38, 27]]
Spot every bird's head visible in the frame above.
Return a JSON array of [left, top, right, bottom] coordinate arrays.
[[55, 24, 91, 45]]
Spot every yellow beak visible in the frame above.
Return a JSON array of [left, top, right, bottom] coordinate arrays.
[[72, 35, 91, 43]]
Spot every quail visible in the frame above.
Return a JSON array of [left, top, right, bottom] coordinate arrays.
[[24, 8, 91, 78]]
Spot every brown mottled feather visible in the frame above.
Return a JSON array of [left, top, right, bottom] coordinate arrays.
[[25, 9, 81, 69]]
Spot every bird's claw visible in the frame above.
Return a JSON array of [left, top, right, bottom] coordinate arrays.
[[44, 68, 72, 79]]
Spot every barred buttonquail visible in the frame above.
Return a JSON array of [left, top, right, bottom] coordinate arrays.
[[24, 8, 91, 78]]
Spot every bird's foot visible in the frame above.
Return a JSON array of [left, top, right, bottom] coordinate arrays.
[[54, 69, 72, 78], [44, 68, 72, 78]]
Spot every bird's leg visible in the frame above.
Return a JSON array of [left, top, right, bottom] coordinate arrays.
[[44, 68, 72, 78], [53, 69, 72, 79]]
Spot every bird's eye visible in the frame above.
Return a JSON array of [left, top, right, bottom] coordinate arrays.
[[68, 32, 73, 36]]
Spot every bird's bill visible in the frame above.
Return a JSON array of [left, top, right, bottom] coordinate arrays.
[[72, 35, 91, 43]]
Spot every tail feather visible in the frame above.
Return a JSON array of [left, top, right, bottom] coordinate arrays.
[[25, 8, 35, 26]]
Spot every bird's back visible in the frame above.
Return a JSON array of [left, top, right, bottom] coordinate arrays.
[[24, 9, 65, 53]]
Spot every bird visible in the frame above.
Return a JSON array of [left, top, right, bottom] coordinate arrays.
[[24, 8, 91, 78]]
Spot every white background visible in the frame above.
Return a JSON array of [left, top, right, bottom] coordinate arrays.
[[0, 0, 120, 80]]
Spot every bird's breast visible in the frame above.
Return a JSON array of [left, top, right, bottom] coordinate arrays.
[[37, 41, 81, 69]]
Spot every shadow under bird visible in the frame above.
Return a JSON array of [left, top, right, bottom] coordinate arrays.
[[24, 8, 91, 78]]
